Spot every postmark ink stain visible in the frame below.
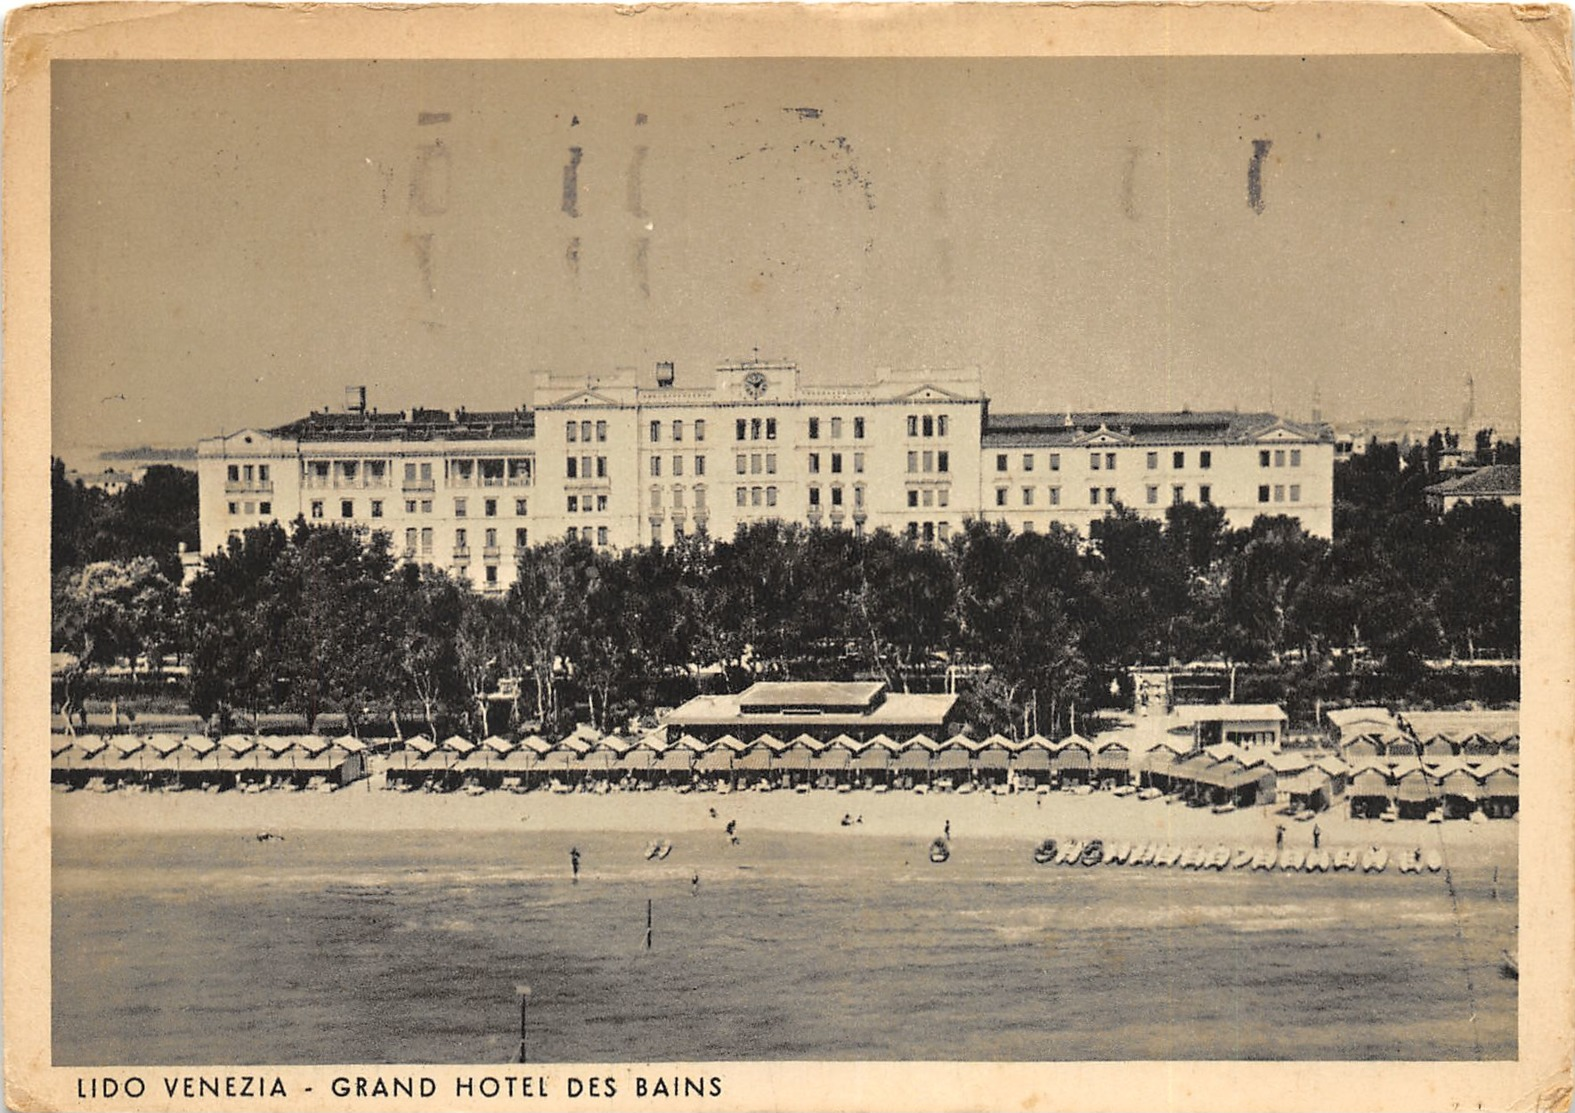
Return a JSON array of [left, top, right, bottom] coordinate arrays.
[[1248, 138, 1273, 215], [416, 111, 451, 126], [627, 145, 648, 218], [562, 147, 583, 218]]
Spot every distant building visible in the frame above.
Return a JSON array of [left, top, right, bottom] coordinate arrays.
[[663, 680, 958, 744], [1423, 464, 1521, 513], [196, 360, 1335, 592], [1171, 703, 1288, 751]]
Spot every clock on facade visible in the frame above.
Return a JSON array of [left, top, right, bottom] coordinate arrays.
[[743, 370, 768, 400]]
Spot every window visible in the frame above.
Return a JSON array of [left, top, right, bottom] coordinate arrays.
[[596, 457, 607, 478], [696, 456, 706, 476], [831, 417, 843, 439], [809, 487, 821, 506], [485, 565, 499, 585], [907, 522, 919, 541], [567, 527, 578, 542], [1259, 450, 1271, 468], [1174, 451, 1185, 469], [421, 500, 432, 514], [854, 417, 865, 439], [752, 487, 764, 507], [1049, 453, 1060, 471], [750, 418, 762, 440], [227, 501, 238, 515], [1022, 488, 1034, 506], [937, 415, 949, 437], [938, 451, 949, 473], [1200, 450, 1212, 469], [405, 528, 417, 553], [673, 456, 684, 477], [1290, 484, 1301, 502], [259, 501, 271, 515], [455, 528, 468, 550], [831, 453, 843, 474], [996, 488, 1009, 507], [736, 487, 747, 507], [650, 420, 661, 443], [455, 498, 468, 517], [484, 527, 498, 549], [454, 460, 473, 483], [650, 457, 662, 477], [596, 495, 607, 512], [809, 417, 820, 439], [259, 464, 270, 482], [484, 499, 497, 517], [1258, 485, 1271, 503], [736, 455, 747, 475], [515, 498, 528, 515], [649, 486, 662, 510], [405, 500, 418, 514], [1090, 488, 1100, 505], [596, 420, 607, 442], [809, 453, 820, 474], [751, 454, 762, 475], [1146, 485, 1158, 505], [854, 452, 865, 473], [765, 454, 776, 475], [854, 486, 865, 509], [341, 461, 358, 483], [1091, 454, 1102, 471], [1106, 487, 1117, 505], [673, 420, 684, 442], [340, 500, 354, 518], [1274, 449, 1286, 467], [1023, 454, 1035, 472], [907, 415, 919, 437], [996, 454, 1008, 472], [766, 418, 777, 440], [695, 420, 706, 442], [1147, 452, 1158, 470], [1049, 487, 1060, 506], [580, 456, 591, 479], [922, 415, 934, 437], [597, 526, 609, 546], [1106, 453, 1117, 470], [908, 490, 920, 508], [420, 528, 433, 554], [580, 421, 591, 443], [567, 457, 578, 479], [694, 487, 707, 509], [923, 522, 936, 543], [567, 421, 579, 443], [371, 500, 384, 518], [1023, 521, 1036, 533], [228, 465, 239, 482], [1173, 486, 1185, 505], [1199, 485, 1212, 505], [831, 486, 844, 506], [313, 461, 330, 480], [922, 451, 933, 473], [567, 495, 579, 513], [515, 527, 527, 548], [1290, 449, 1301, 467], [765, 486, 777, 507], [736, 419, 747, 441], [937, 488, 949, 508], [1274, 484, 1285, 502], [908, 452, 919, 474]]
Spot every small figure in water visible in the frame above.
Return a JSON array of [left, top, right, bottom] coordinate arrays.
[[725, 819, 739, 846], [570, 846, 581, 882], [841, 813, 853, 827], [944, 819, 951, 840], [1312, 824, 1322, 850], [1275, 825, 1285, 850], [691, 872, 700, 894]]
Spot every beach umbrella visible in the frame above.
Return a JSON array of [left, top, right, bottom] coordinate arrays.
[[147, 733, 188, 759], [258, 735, 295, 756], [109, 734, 146, 759], [217, 733, 256, 756]]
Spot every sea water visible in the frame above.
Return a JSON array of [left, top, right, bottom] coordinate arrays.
[[53, 829, 1516, 1064]]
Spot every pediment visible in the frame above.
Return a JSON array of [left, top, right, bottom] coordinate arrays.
[[1072, 424, 1134, 447], [1250, 421, 1309, 442], [549, 389, 620, 408], [893, 383, 966, 402]]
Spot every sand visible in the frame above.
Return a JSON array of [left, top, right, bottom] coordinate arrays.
[[53, 780, 1517, 869]]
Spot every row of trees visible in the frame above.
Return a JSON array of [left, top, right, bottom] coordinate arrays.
[[52, 445, 1520, 738]]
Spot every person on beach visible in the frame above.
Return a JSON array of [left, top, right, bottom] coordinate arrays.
[[691, 873, 699, 894], [944, 820, 951, 840], [1313, 824, 1322, 849], [726, 819, 738, 846], [1275, 825, 1285, 850], [570, 846, 581, 882]]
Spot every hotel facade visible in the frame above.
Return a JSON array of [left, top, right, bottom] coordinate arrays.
[[198, 361, 1334, 592]]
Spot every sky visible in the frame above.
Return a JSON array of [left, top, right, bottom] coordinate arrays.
[[51, 55, 1520, 465]]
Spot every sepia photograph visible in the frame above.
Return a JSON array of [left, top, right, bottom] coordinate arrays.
[[6, 3, 1574, 1111]]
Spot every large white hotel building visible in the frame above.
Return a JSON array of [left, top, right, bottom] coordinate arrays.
[[198, 360, 1334, 592]]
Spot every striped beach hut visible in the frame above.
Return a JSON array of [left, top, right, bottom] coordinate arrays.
[[850, 743, 892, 786], [1093, 738, 1133, 786], [1051, 734, 1093, 785], [1347, 762, 1394, 818], [1394, 766, 1440, 818], [1481, 765, 1519, 818]]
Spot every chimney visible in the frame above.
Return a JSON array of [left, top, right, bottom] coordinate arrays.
[[656, 361, 675, 388]]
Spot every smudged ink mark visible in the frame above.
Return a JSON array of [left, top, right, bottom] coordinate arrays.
[[409, 141, 450, 216], [635, 112, 648, 126], [417, 111, 451, 126], [409, 232, 436, 298], [633, 236, 650, 299], [1121, 145, 1141, 220], [785, 107, 822, 120], [1248, 138, 1272, 215], [562, 147, 583, 218], [565, 237, 580, 276], [627, 145, 648, 218]]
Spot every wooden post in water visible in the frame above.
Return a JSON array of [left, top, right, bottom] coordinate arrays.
[[645, 899, 653, 950], [515, 984, 531, 1064]]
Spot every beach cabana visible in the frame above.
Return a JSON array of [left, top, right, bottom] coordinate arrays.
[[1459, 732, 1500, 759], [771, 743, 817, 787], [673, 733, 708, 754], [482, 734, 517, 756], [1138, 747, 1180, 792], [556, 734, 594, 756], [1093, 740, 1132, 786], [441, 734, 477, 757], [519, 734, 554, 755], [850, 746, 891, 787], [931, 747, 972, 787], [1482, 767, 1519, 818], [731, 747, 773, 786], [809, 747, 851, 787], [894, 746, 932, 786], [975, 743, 1012, 786], [714, 733, 748, 753], [1419, 734, 1457, 760], [906, 733, 942, 754], [652, 748, 694, 786], [694, 748, 734, 785], [1009, 747, 1052, 787], [1395, 768, 1441, 818], [1348, 765, 1394, 818], [611, 748, 652, 788], [1168, 753, 1216, 801], [755, 732, 791, 754], [1439, 766, 1483, 819], [826, 733, 865, 755], [791, 732, 828, 753], [1384, 736, 1420, 759], [1051, 737, 1093, 785], [1279, 766, 1333, 812], [1340, 733, 1385, 760], [403, 735, 438, 760]]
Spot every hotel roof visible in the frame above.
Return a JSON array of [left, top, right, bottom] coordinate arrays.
[[667, 690, 956, 730], [1423, 465, 1521, 498], [981, 411, 1328, 448]]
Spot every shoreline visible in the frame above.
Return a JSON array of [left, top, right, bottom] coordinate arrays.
[[53, 786, 1517, 868]]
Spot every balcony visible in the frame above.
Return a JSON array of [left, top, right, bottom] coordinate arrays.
[[402, 478, 435, 492], [482, 545, 502, 560], [806, 508, 824, 525], [452, 546, 471, 562], [224, 480, 274, 494]]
